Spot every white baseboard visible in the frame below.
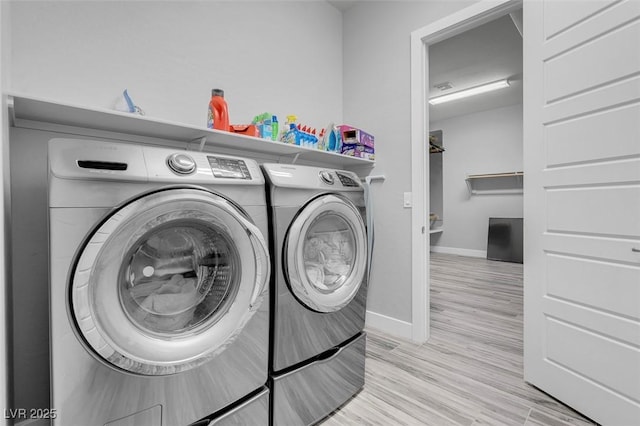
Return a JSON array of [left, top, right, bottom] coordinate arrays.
[[430, 245, 486, 258], [365, 310, 413, 340]]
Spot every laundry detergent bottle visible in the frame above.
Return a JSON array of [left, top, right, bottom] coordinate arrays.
[[207, 89, 230, 131]]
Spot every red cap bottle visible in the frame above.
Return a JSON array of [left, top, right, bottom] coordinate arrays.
[[207, 89, 230, 131]]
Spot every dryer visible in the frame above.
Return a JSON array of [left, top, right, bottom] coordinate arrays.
[[262, 163, 369, 425], [48, 138, 270, 426]]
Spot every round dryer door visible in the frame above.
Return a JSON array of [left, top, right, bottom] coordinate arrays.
[[285, 194, 367, 313], [71, 188, 269, 376]]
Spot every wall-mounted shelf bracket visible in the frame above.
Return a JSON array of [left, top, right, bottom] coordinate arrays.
[[188, 136, 207, 152], [364, 175, 386, 184], [276, 152, 302, 164]]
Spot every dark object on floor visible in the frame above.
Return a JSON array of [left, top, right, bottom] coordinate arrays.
[[487, 217, 523, 263]]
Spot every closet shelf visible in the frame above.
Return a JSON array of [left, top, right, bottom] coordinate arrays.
[[7, 93, 375, 168], [465, 171, 523, 195], [467, 172, 523, 179]]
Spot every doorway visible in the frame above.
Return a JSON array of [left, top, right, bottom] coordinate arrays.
[[408, 0, 522, 347], [427, 12, 523, 261]]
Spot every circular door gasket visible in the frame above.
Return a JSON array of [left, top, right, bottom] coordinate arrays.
[[71, 188, 269, 375], [285, 194, 367, 313]]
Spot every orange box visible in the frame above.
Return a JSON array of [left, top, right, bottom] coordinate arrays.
[[229, 124, 259, 137]]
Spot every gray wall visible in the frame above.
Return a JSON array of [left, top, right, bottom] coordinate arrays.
[[342, 0, 475, 323], [430, 103, 524, 254], [10, 1, 343, 129], [1, 2, 12, 424], [7, 0, 344, 411]]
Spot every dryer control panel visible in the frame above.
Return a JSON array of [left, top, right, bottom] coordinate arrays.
[[335, 171, 359, 187], [319, 170, 361, 188], [319, 170, 335, 185], [262, 164, 362, 191]]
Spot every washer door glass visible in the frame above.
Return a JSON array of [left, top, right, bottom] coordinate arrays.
[[285, 194, 367, 313], [121, 220, 239, 335], [71, 188, 269, 376]]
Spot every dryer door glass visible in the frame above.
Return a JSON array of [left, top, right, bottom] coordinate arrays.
[[71, 188, 269, 376], [303, 213, 356, 292], [286, 194, 367, 313]]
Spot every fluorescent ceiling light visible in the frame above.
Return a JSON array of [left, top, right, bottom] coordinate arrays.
[[429, 79, 510, 105]]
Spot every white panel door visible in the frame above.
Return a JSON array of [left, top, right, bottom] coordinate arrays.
[[523, 1, 640, 425]]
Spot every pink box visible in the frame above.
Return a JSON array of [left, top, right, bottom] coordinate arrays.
[[339, 125, 375, 149]]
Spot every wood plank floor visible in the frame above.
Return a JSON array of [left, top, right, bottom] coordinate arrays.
[[320, 253, 598, 426]]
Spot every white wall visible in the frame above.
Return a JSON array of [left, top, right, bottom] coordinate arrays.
[[342, 1, 475, 327], [7, 0, 343, 413], [10, 0, 343, 130], [430, 103, 523, 255]]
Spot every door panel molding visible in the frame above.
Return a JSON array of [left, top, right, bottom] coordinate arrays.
[[524, 1, 640, 423]]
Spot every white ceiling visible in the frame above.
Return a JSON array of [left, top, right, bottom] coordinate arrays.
[[429, 13, 523, 122]]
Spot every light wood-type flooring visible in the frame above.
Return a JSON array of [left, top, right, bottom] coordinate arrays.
[[321, 253, 597, 426]]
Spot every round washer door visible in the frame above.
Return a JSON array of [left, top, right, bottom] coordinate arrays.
[[285, 194, 367, 313], [71, 188, 269, 376]]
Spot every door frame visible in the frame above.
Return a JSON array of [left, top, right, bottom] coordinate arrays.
[[409, 0, 523, 343]]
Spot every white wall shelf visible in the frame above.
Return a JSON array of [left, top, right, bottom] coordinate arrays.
[[429, 227, 443, 234], [465, 171, 523, 195], [7, 93, 375, 168]]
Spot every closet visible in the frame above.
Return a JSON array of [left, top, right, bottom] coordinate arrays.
[[429, 130, 444, 235], [427, 12, 523, 261]]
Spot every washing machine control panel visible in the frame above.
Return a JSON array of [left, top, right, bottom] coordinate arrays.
[[207, 156, 251, 180], [167, 153, 196, 175]]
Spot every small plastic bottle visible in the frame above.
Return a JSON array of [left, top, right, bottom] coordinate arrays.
[[281, 115, 298, 143], [207, 89, 229, 131], [271, 116, 278, 141], [327, 125, 340, 152]]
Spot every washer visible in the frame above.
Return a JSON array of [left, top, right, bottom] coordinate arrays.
[[48, 138, 270, 426], [262, 163, 369, 425]]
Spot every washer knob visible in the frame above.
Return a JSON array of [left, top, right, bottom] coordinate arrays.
[[319, 170, 335, 185], [167, 153, 196, 175]]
